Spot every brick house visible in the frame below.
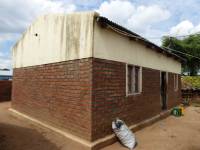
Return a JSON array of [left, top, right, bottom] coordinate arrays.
[[11, 12, 183, 149]]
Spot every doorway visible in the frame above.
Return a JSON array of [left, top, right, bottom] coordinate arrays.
[[161, 72, 167, 110]]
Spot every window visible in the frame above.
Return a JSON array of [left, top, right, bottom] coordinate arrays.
[[127, 64, 142, 95], [174, 74, 179, 91]]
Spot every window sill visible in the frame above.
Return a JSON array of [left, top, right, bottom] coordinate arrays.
[[126, 92, 141, 97]]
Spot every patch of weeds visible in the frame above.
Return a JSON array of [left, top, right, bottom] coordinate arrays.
[[191, 103, 200, 107]]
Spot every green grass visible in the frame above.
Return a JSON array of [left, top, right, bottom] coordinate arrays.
[[182, 76, 200, 89]]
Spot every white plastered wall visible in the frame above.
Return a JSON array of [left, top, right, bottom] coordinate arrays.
[[12, 11, 181, 74], [12, 12, 97, 68], [93, 22, 181, 74]]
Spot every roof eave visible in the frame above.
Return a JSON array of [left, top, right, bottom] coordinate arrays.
[[96, 16, 185, 63]]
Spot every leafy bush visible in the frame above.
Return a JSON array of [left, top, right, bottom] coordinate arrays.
[[182, 76, 200, 89]]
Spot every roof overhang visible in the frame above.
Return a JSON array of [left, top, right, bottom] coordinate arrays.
[[96, 16, 186, 63]]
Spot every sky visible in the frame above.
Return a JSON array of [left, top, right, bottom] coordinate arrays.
[[1, 0, 200, 72]]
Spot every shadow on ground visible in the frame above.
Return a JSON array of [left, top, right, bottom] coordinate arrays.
[[0, 122, 60, 150]]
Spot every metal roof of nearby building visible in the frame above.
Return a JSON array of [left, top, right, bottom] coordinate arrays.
[[0, 70, 12, 76], [96, 16, 186, 63]]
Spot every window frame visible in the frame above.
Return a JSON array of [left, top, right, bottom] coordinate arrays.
[[126, 64, 142, 96], [174, 74, 179, 91]]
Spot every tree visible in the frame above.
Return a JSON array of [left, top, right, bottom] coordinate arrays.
[[162, 35, 200, 76]]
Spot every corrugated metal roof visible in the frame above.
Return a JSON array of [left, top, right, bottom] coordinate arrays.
[[0, 70, 12, 76], [96, 16, 186, 63]]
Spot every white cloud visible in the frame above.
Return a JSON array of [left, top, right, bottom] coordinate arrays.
[[169, 20, 200, 36], [0, 49, 11, 69], [0, 0, 76, 70], [193, 24, 200, 33], [0, 44, 12, 67], [127, 5, 170, 33], [0, 0, 76, 34], [0, 33, 20, 43], [97, 0, 135, 25], [0, 52, 4, 57], [0, 57, 11, 69], [97, 0, 170, 36], [170, 20, 194, 35]]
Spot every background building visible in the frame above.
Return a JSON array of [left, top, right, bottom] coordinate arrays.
[[0, 69, 12, 80]]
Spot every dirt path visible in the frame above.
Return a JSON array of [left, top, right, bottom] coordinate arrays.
[[103, 105, 200, 150], [0, 102, 72, 150], [0, 101, 200, 150]]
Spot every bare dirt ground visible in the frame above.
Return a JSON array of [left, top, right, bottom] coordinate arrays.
[[103, 104, 200, 150], [0, 101, 200, 150], [0, 102, 83, 150]]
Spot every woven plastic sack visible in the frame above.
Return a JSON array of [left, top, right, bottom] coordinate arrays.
[[112, 118, 137, 149]]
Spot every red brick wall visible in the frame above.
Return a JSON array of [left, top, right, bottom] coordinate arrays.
[[12, 57, 181, 142], [12, 58, 93, 141], [92, 58, 181, 141], [0, 81, 12, 101], [168, 73, 182, 108]]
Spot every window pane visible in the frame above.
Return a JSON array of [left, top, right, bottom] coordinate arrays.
[[128, 65, 133, 93], [134, 66, 139, 93], [176, 75, 178, 90], [127, 65, 141, 95]]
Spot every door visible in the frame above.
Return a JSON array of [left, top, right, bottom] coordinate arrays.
[[161, 72, 167, 110]]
